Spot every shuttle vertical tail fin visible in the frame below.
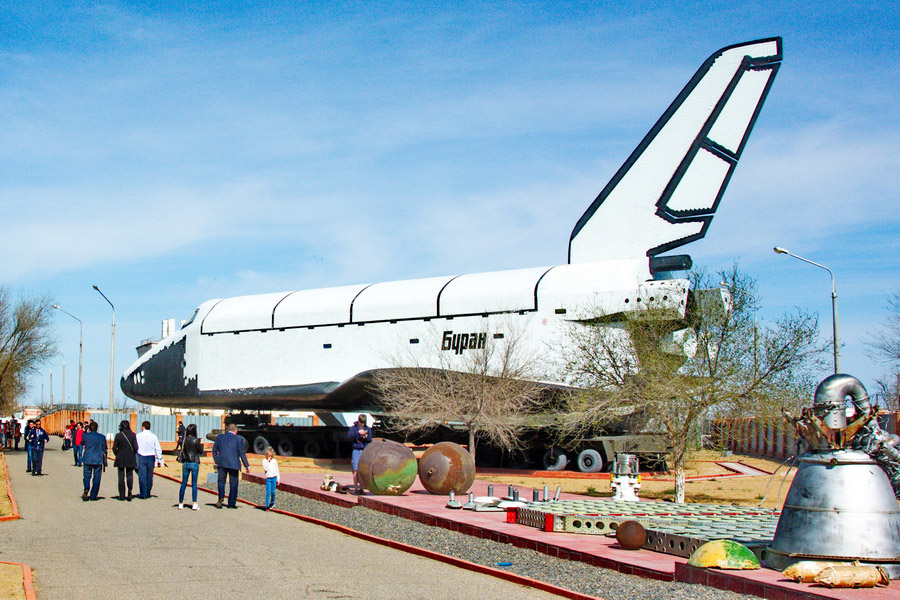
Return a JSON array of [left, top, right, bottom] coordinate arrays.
[[569, 38, 782, 266]]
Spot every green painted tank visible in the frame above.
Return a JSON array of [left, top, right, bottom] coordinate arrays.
[[357, 439, 418, 495], [688, 540, 760, 570], [418, 442, 475, 495]]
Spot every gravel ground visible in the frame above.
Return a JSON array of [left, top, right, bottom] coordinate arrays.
[[201, 480, 761, 600]]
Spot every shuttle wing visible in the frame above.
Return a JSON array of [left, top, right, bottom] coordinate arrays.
[[568, 38, 782, 264]]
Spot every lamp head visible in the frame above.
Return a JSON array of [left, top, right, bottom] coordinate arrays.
[[52, 304, 59, 309], [92, 285, 100, 291], [773, 246, 789, 255]]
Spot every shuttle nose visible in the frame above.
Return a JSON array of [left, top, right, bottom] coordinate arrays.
[[121, 368, 144, 400], [119, 338, 196, 404]]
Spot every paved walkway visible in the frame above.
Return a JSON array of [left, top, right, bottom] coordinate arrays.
[[0, 447, 562, 599]]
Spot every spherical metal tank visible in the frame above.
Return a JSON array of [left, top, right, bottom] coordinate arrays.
[[418, 442, 476, 495], [357, 439, 418, 495], [614, 520, 646, 551]]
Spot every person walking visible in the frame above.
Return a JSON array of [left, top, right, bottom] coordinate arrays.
[[261, 446, 280, 510], [112, 420, 138, 501], [63, 421, 73, 450], [24, 421, 34, 472], [72, 422, 84, 466], [81, 422, 107, 501], [13, 420, 21, 451], [26, 419, 50, 476], [177, 424, 204, 510], [175, 421, 186, 451], [212, 423, 249, 509], [135, 421, 163, 499], [348, 414, 372, 493]]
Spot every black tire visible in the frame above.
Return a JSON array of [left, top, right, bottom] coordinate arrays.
[[303, 437, 323, 459], [277, 437, 294, 457], [239, 435, 249, 453], [252, 436, 270, 455], [576, 449, 604, 473], [542, 447, 568, 471]]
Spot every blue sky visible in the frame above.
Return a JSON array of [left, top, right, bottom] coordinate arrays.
[[3, 1, 899, 409]]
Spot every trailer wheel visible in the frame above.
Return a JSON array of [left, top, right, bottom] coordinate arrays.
[[542, 448, 568, 471], [239, 435, 249, 453], [252, 436, 270, 455], [303, 438, 323, 459], [277, 438, 294, 457], [576, 449, 604, 473]]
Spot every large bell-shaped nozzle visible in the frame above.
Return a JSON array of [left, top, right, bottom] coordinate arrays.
[[767, 374, 900, 578]]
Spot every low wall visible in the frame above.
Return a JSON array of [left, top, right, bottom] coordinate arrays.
[[712, 412, 900, 460], [39, 410, 226, 442]]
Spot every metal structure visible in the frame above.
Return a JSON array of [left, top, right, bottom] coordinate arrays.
[[610, 453, 641, 501], [514, 498, 778, 558], [768, 374, 900, 577], [417, 442, 475, 495], [357, 439, 418, 495]]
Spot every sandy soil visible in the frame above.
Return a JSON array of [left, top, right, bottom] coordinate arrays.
[[153, 448, 800, 509], [0, 453, 24, 600], [0, 563, 25, 600], [477, 451, 799, 509], [0, 454, 14, 517]]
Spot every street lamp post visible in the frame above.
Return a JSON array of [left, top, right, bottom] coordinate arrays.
[[53, 305, 83, 408], [773, 247, 840, 373], [93, 285, 116, 412]]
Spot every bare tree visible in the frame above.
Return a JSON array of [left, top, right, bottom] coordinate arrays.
[[555, 266, 825, 502], [868, 291, 900, 410], [0, 287, 57, 414], [372, 322, 546, 463]]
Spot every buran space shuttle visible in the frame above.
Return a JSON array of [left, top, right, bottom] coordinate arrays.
[[122, 39, 782, 412]]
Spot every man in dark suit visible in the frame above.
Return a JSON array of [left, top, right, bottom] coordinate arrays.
[[81, 422, 108, 500], [212, 423, 250, 509]]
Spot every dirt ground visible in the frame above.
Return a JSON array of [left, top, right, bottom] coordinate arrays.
[[0, 563, 25, 600], [0, 453, 24, 600], [477, 451, 798, 510], [154, 448, 798, 509], [0, 455, 14, 517], [154, 450, 350, 482]]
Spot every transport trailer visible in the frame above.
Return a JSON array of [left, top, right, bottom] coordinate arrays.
[[206, 413, 352, 458], [210, 412, 667, 473], [472, 428, 668, 473]]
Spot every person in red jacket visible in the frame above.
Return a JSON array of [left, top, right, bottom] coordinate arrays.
[[73, 422, 85, 466]]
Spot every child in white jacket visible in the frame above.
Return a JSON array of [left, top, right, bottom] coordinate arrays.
[[262, 446, 280, 510]]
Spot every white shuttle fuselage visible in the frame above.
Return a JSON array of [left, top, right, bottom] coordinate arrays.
[[122, 39, 783, 412]]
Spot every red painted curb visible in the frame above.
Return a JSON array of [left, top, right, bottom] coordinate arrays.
[[0, 560, 37, 600], [0, 451, 20, 521], [155, 470, 602, 600]]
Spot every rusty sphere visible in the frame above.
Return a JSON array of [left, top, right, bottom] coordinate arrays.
[[418, 442, 476, 495], [357, 439, 418, 495], [615, 520, 647, 550]]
